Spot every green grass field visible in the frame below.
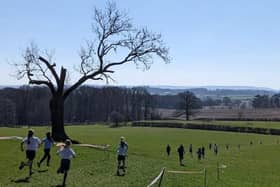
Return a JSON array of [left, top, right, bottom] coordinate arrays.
[[0, 125, 279, 186]]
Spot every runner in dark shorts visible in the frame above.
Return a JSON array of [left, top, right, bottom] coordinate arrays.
[[117, 136, 128, 176], [57, 139, 76, 187], [38, 132, 54, 167], [59, 159, 71, 172], [166, 144, 171, 156], [118, 155, 126, 161], [26, 150, 36, 160], [19, 129, 41, 176], [189, 144, 193, 157], [177, 144, 185, 166]]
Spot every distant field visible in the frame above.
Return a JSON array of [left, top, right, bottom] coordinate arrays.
[[159, 108, 280, 121], [201, 120, 280, 129], [139, 120, 280, 130], [0, 125, 280, 186]]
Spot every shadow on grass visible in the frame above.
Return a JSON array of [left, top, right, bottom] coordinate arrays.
[[37, 169, 48, 173], [11, 177, 30, 183], [216, 179, 231, 187]]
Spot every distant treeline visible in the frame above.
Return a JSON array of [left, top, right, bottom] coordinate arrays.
[[252, 94, 280, 108], [153, 94, 280, 109], [0, 86, 159, 126], [147, 87, 274, 98], [152, 95, 242, 109], [1, 86, 280, 126]]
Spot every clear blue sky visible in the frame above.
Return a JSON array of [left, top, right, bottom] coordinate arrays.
[[1, 0, 280, 89]]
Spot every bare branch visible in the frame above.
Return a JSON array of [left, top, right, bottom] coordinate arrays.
[[38, 56, 60, 86], [12, 43, 57, 94], [65, 1, 170, 98], [13, 2, 170, 101]]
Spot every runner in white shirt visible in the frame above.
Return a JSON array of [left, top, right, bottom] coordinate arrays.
[[38, 132, 54, 167], [19, 129, 41, 176], [117, 136, 128, 176], [57, 139, 76, 187]]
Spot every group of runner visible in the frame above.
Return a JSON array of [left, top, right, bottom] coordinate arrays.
[[16, 129, 272, 186], [166, 143, 219, 165], [18, 129, 128, 186], [168, 141, 264, 166]]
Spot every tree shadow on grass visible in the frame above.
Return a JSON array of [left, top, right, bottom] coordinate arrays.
[[11, 177, 30, 183], [37, 169, 48, 173], [216, 179, 232, 187]]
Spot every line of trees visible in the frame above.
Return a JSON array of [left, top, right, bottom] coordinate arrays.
[[252, 94, 280, 108], [0, 86, 159, 127], [152, 95, 242, 109]]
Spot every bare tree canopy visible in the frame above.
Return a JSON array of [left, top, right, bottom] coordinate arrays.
[[12, 1, 170, 141], [65, 1, 170, 98], [175, 91, 202, 121]]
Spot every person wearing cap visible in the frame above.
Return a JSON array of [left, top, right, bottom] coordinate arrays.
[[57, 139, 76, 187], [117, 136, 128, 176], [19, 129, 41, 176]]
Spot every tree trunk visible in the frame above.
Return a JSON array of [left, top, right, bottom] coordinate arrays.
[[49, 96, 68, 141], [186, 108, 190, 121]]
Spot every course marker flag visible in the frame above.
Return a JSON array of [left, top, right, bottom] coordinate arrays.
[[217, 163, 227, 180], [220, 164, 227, 169], [147, 168, 166, 187]]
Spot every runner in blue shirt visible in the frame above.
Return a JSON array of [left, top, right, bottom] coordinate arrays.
[[38, 132, 54, 167]]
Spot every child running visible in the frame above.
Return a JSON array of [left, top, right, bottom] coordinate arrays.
[[201, 146, 205, 159], [197, 148, 202, 160], [214, 144, 218, 155], [117, 136, 128, 176], [166, 144, 171, 156], [57, 139, 76, 187], [189, 144, 193, 157], [177, 144, 185, 166], [19, 129, 41, 176], [38, 132, 54, 168]]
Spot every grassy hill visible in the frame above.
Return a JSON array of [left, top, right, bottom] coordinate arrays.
[[0, 125, 279, 186]]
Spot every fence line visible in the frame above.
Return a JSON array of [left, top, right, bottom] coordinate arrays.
[[167, 168, 207, 187], [167, 170, 204, 174], [147, 168, 166, 187]]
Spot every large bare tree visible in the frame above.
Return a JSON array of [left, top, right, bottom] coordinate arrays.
[[175, 91, 202, 121], [13, 2, 170, 141]]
